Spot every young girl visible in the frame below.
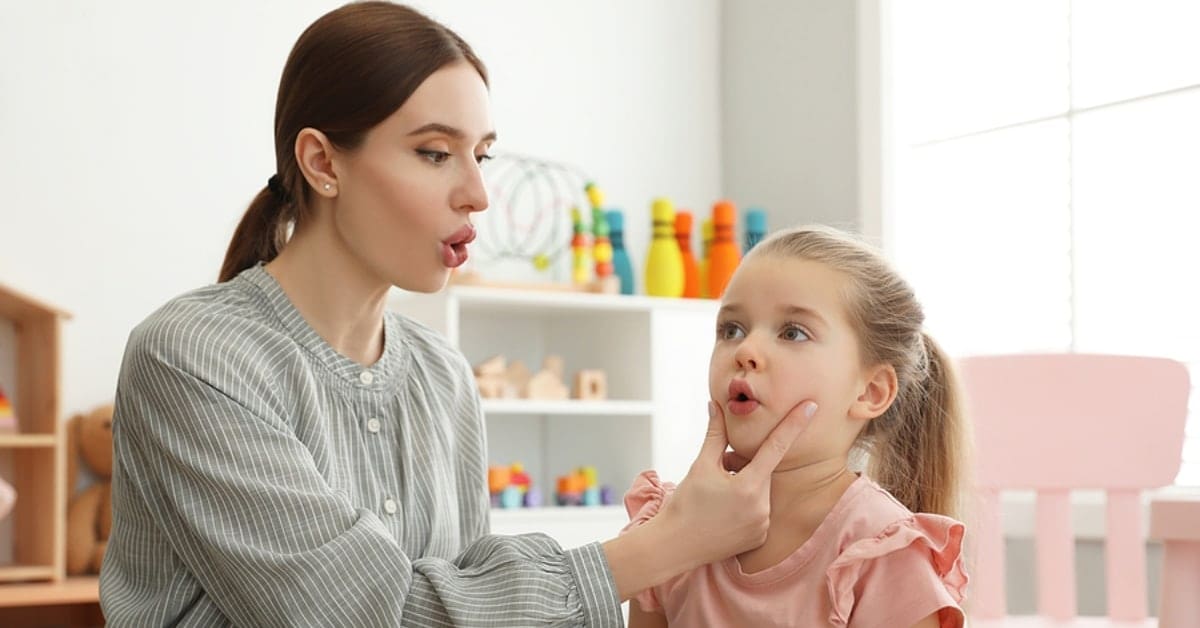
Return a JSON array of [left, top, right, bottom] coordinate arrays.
[[625, 225, 969, 627]]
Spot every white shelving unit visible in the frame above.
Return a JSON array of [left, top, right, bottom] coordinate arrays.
[[389, 285, 719, 549]]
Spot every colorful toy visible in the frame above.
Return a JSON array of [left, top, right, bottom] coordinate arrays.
[[573, 370, 607, 400], [744, 208, 767, 252], [0, 383, 17, 433], [699, 217, 714, 299], [488, 462, 539, 509], [707, 200, 742, 299], [472, 153, 584, 280], [675, 211, 701, 298], [570, 206, 590, 286], [555, 466, 613, 507], [586, 183, 615, 281], [66, 404, 114, 575], [644, 198, 684, 297], [607, 210, 636, 295]]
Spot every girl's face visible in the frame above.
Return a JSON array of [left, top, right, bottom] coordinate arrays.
[[332, 61, 495, 293], [709, 255, 882, 469]]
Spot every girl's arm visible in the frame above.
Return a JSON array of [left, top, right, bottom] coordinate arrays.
[[628, 602, 669, 628], [911, 612, 942, 628]]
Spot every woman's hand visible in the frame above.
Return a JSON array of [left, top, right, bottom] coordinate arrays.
[[602, 399, 816, 600], [656, 399, 818, 567]]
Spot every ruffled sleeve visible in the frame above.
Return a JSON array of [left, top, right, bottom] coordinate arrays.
[[619, 471, 677, 613], [826, 513, 968, 628]]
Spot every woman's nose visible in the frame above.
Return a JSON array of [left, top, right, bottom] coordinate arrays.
[[455, 161, 490, 213]]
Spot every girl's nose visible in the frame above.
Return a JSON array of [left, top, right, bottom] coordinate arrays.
[[734, 343, 761, 371]]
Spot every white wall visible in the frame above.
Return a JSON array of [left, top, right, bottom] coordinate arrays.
[[0, 0, 721, 417], [721, 0, 862, 234]]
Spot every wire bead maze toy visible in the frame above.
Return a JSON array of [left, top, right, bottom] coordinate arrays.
[[454, 153, 618, 293]]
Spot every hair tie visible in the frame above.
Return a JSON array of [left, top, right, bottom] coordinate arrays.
[[267, 174, 291, 203]]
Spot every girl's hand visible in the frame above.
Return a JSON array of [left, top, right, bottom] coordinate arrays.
[[658, 399, 817, 567]]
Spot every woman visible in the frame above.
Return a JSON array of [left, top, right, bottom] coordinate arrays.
[[99, 3, 814, 626]]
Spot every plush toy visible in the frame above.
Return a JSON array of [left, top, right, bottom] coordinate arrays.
[[66, 404, 114, 575]]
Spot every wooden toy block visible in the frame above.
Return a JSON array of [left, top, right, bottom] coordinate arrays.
[[474, 355, 506, 377], [542, 355, 564, 380], [573, 370, 607, 400], [526, 370, 568, 400], [505, 360, 531, 395]]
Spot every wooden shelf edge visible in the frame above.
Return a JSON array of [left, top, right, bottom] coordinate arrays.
[[481, 399, 654, 416], [0, 433, 58, 448], [0, 576, 99, 607]]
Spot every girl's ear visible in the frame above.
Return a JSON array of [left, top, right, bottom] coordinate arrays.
[[850, 363, 898, 421]]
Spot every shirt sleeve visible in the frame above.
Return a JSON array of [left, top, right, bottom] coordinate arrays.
[[826, 515, 968, 628], [110, 326, 621, 627]]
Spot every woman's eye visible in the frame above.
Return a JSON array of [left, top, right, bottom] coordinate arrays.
[[717, 323, 745, 341], [476, 153, 493, 165], [417, 149, 450, 165], [781, 325, 810, 342]]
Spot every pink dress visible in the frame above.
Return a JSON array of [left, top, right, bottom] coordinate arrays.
[[622, 471, 968, 628]]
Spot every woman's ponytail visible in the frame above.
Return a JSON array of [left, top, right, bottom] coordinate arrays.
[[218, 179, 291, 282]]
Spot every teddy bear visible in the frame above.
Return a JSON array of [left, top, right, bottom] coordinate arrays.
[[66, 404, 114, 575]]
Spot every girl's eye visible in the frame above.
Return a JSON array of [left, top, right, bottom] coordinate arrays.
[[417, 149, 450, 165], [476, 153, 493, 165], [780, 325, 810, 342], [717, 322, 745, 341]]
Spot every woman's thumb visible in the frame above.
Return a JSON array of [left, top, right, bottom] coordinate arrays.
[[698, 401, 729, 462]]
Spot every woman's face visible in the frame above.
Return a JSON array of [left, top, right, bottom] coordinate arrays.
[[332, 61, 495, 293], [708, 255, 874, 469]]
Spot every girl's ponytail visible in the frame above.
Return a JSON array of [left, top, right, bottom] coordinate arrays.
[[868, 332, 968, 519]]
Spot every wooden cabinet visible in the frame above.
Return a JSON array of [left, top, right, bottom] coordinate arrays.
[[0, 282, 69, 583], [0, 283, 100, 619]]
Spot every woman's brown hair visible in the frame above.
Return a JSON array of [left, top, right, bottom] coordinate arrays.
[[750, 225, 970, 519], [219, 2, 487, 282]]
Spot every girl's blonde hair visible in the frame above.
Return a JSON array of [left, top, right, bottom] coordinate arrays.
[[749, 225, 969, 519]]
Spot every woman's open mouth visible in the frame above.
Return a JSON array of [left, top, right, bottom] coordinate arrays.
[[441, 224, 476, 269]]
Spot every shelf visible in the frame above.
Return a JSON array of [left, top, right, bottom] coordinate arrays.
[[445, 286, 720, 314], [491, 505, 626, 525], [0, 576, 99, 607], [0, 433, 56, 448], [481, 399, 653, 416], [0, 564, 56, 585]]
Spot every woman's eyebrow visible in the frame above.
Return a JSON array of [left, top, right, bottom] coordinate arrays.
[[407, 122, 497, 143]]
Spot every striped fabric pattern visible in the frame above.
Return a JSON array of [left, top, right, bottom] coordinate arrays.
[[99, 264, 621, 627]]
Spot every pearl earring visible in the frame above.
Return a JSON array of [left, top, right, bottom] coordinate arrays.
[[323, 183, 332, 191]]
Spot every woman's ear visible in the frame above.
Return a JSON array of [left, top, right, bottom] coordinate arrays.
[[294, 127, 339, 198], [850, 363, 898, 421]]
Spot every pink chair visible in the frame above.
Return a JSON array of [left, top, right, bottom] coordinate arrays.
[[958, 354, 1191, 627]]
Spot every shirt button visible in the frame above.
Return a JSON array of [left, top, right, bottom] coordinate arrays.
[[383, 498, 398, 515], [359, 370, 375, 385], [366, 418, 381, 433]]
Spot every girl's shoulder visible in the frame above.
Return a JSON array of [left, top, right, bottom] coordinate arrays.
[[826, 476, 968, 627]]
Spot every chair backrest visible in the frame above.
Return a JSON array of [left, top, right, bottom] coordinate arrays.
[[958, 354, 1190, 621]]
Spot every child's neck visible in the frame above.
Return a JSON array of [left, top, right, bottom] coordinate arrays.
[[736, 457, 857, 574]]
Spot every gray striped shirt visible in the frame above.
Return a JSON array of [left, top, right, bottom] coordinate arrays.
[[99, 264, 622, 627]]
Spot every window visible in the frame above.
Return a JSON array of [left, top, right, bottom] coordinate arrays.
[[888, 0, 1200, 485]]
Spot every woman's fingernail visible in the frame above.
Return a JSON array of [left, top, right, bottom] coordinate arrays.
[[805, 402, 818, 418], [708, 401, 716, 420]]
